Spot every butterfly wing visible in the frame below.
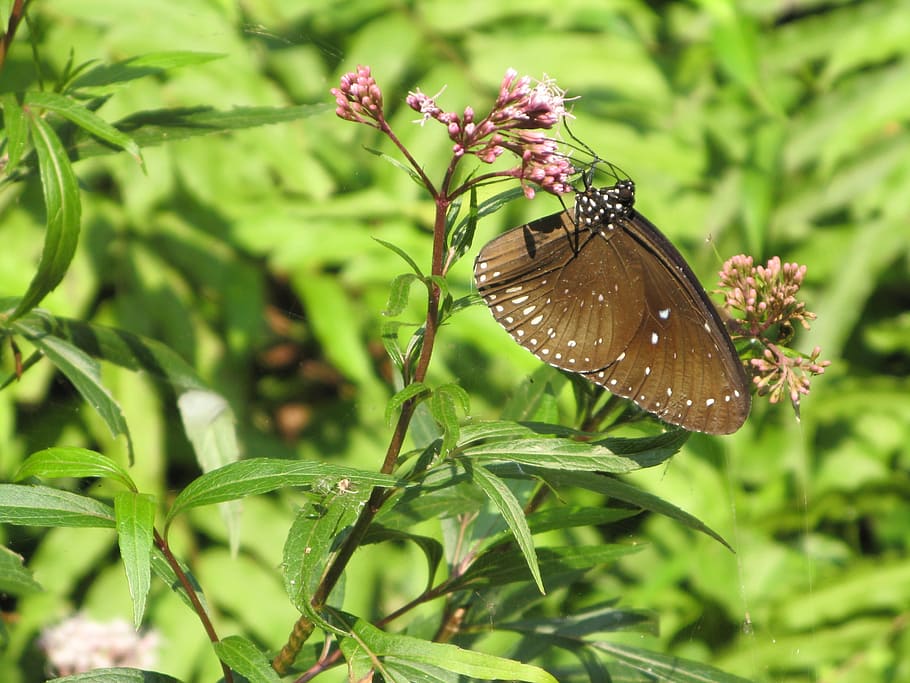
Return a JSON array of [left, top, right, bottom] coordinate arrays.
[[475, 209, 644, 372]]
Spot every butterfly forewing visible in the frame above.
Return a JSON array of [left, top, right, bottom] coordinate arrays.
[[474, 180, 751, 434]]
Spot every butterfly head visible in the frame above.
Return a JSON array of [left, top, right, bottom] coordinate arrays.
[[574, 180, 636, 230]]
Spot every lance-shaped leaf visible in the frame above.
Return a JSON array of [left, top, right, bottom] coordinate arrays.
[[0, 484, 114, 528], [24, 330, 133, 461], [11, 115, 81, 319], [114, 492, 156, 627], [464, 461, 543, 594]]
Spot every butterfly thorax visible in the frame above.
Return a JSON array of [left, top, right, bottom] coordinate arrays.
[[574, 179, 635, 231]]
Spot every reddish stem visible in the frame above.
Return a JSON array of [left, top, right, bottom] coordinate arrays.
[[274, 147, 455, 675], [154, 530, 233, 683], [0, 0, 29, 73]]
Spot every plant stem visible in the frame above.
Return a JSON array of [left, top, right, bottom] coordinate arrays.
[[154, 530, 233, 683], [273, 182, 453, 675], [0, 0, 29, 73]]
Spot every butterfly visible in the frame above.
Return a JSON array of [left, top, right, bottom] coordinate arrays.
[[474, 178, 750, 434]]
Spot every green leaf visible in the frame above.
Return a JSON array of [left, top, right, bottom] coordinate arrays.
[[385, 382, 431, 425], [442, 293, 476, 321], [380, 475, 486, 529], [166, 459, 395, 527], [458, 420, 542, 446], [592, 640, 754, 682], [372, 658, 459, 682], [385, 272, 422, 317], [11, 114, 81, 319], [459, 437, 652, 473], [456, 545, 641, 591], [0, 93, 28, 171], [114, 492, 156, 627], [374, 237, 424, 277], [14, 447, 136, 491], [457, 419, 684, 449], [46, 667, 183, 682], [13, 314, 206, 391], [342, 617, 559, 683], [69, 51, 224, 91], [447, 185, 478, 260], [177, 389, 242, 554], [480, 506, 640, 551], [23, 330, 133, 461], [0, 546, 43, 596], [283, 484, 370, 611], [475, 186, 527, 218], [71, 104, 329, 159], [428, 384, 469, 456], [465, 461, 544, 594], [523, 469, 732, 551], [364, 145, 425, 187], [500, 602, 659, 638], [380, 320, 409, 374], [213, 635, 282, 683], [0, 484, 114, 528], [25, 91, 143, 165]]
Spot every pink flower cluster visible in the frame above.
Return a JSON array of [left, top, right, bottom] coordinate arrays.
[[406, 69, 575, 197], [718, 254, 830, 411], [752, 344, 830, 408], [719, 255, 816, 334], [332, 65, 575, 198], [39, 613, 159, 675], [331, 65, 384, 125]]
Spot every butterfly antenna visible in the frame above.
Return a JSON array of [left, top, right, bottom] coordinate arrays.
[[561, 120, 631, 186]]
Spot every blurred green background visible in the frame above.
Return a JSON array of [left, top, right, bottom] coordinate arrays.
[[2, 1, 909, 681]]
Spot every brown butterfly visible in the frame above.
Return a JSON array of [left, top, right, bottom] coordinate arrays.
[[474, 179, 750, 434]]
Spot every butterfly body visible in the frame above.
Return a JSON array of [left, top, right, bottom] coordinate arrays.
[[474, 180, 750, 434]]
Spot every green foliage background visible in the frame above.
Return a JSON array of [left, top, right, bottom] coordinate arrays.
[[2, 1, 909, 681]]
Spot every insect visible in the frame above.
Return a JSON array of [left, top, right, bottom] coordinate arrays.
[[474, 176, 750, 434]]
